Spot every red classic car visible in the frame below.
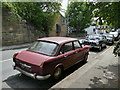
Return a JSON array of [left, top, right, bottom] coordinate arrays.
[[13, 37, 89, 80]]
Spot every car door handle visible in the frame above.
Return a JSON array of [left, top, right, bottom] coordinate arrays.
[[75, 51, 78, 54], [64, 55, 68, 58]]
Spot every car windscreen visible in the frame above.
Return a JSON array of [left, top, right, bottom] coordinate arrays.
[[106, 34, 113, 38], [27, 41, 58, 56], [88, 35, 101, 40]]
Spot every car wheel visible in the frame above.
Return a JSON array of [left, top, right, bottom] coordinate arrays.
[[99, 45, 102, 51], [104, 44, 107, 48], [83, 54, 88, 63], [112, 41, 114, 44], [53, 67, 63, 80]]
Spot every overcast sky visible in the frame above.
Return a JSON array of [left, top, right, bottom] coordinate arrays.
[[60, 0, 69, 16], [61, 0, 68, 11]]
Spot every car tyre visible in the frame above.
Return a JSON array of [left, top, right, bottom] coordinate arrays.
[[112, 41, 114, 44], [104, 44, 107, 48], [83, 54, 88, 63], [98, 45, 102, 51], [53, 67, 63, 80]]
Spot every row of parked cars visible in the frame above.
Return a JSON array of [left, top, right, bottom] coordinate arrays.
[[82, 31, 120, 51], [12, 29, 120, 81]]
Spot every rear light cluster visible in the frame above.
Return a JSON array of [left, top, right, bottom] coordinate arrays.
[[13, 52, 19, 58], [40, 62, 44, 68]]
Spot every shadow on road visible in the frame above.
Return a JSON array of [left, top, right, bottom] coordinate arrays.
[[89, 46, 107, 53], [2, 60, 86, 89]]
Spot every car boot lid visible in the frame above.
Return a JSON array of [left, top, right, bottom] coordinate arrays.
[[16, 50, 52, 66]]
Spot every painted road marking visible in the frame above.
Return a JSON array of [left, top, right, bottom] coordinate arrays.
[[94, 46, 111, 59], [0, 58, 12, 63]]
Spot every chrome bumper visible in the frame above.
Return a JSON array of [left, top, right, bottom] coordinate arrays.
[[13, 66, 51, 80], [106, 41, 113, 43]]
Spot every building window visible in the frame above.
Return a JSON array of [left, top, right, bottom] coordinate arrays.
[[62, 19, 66, 25], [56, 24, 61, 33]]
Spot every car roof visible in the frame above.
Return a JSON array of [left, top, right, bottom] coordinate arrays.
[[88, 34, 102, 36], [37, 37, 78, 44], [110, 31, 118, 34], [104, 33, 113, 35]]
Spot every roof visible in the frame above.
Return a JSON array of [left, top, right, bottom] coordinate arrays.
[[59, 11, 65, 17], [37, 37, 78, 44]]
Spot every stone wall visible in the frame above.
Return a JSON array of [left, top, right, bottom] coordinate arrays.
[[68, 32, 87, 38], [2, 9, 46, 46]]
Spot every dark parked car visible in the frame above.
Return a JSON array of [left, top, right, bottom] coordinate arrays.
[[13, 37, 89, 80], [82, 34, 106, 51]]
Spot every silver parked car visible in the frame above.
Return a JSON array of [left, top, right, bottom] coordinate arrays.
[[109, 31, 119, 41], [82, 34, 107, 51], [103, 34, 114, 44]]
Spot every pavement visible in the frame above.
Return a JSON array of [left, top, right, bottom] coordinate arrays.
[[1, 43, 32, 51], [50, 46, 119, 89]]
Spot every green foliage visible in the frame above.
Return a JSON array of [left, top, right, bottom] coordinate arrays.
[[2, 2, 22, 22], [66, 2, 120, 31], [2, 2, 61, 32], [66, 2, 94, 31], [93, 2, 120, 29]]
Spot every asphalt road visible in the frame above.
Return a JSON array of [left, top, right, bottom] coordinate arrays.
[[1, 44, 118, 89], [2, 48, 27, 60]]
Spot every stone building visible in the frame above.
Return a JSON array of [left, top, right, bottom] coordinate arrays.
[[49, 13, 67, 37], [2, 9, 67, 46]]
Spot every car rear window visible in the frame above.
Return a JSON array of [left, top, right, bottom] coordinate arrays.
[[60, 42, 73, 54], [27, 41, 58, 56]]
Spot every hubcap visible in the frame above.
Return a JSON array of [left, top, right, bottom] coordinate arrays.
[[99, 46, 101, 50], [54, 68, 62, 79], [85, 55, 88, 61]]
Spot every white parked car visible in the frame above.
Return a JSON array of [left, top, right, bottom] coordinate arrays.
[[109, 31, 119, 41], [103, 34, 114, 44], [116, 28, 120, 34]]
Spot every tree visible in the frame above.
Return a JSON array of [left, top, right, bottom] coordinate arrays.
[[93, 2, 120, 29], [66, 2, 94, 31], [2, 2, 61, 32], [66, 2, 120, 31]]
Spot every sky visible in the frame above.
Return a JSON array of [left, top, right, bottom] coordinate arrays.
[[60, 0, 69, 16], [61, 0, 68, 11]]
